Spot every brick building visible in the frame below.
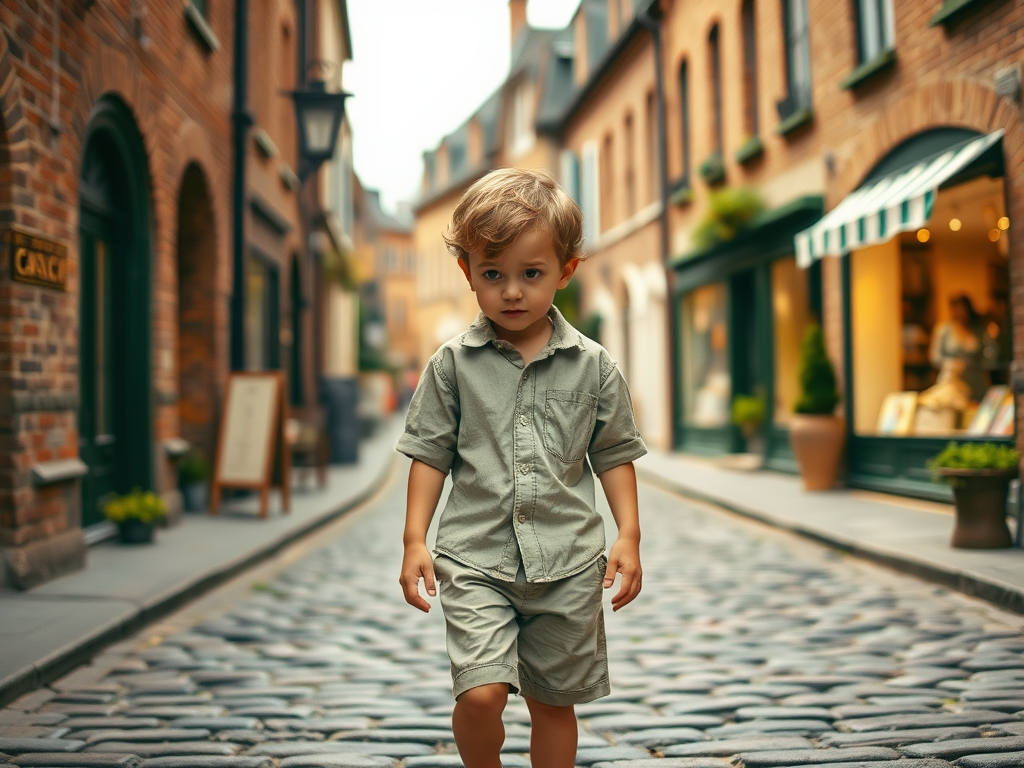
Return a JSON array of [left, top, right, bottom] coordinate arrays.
[[0, 0, 355, 588]]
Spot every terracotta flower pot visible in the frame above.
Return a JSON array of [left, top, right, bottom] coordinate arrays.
[[789, 414, 845, 491], [936, 468, 1014, 549]]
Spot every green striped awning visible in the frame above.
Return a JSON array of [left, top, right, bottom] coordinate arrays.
[[795, 130, 1003, 267]]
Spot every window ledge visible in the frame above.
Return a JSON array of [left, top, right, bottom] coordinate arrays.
[[253, 128, 278, 158], [734, 136, 765, 165], [279, 164, 300, 191], [776, 107, 814, 137], [184, 2, 220, 52], [930, 0, 1004, 27], [840, 48, 897, 91], [32, 458, 88, 486]]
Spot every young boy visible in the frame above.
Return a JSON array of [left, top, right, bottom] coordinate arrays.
[[397, 168, 646, 768]]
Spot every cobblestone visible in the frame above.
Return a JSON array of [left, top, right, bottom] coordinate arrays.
[[3, 476, 1024, 766]]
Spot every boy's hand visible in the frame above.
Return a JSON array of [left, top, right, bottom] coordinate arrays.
[[400, 543, 436, 613], [603, 536, 642, 611]]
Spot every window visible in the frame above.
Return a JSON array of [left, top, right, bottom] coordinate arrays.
[[679, 59, 692, 182], [624, 113, 636, 217], [856, 0, 894, 63], [245, 255, 280, 371], [560, 149, 581, 205], [741, 0, 759, 137], [395, 299, 407, 331], [601, 133, 615, 230], [783, 0, 812, 111], [405, 250, 416, 272], [850, 176, 1012, 438], [580, 141, 600, 245], [509, 81, 535, 158], [645, 91, 658, 203], [385, 247, 397, 273], [772, 257, 813, 425], [708, 25, 723, 155], [682, 282, 731, 427]]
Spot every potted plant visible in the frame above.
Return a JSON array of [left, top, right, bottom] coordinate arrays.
[[104, 489, 167, 544], [929, 441, 1018, 548], [178, 450, 211, 513], [789, 324, 844, 491], [732, 392, 767, 459]]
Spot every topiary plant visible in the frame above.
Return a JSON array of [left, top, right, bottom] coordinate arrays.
[[104, 489, 167, 525], [929, 441, 1020, 476], [731, 393, 766, 437], [177, 450, 211, 485], [794, 324, 840, 415]]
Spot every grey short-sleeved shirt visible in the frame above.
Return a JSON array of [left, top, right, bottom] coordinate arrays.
[[396, 306, 647, 583]]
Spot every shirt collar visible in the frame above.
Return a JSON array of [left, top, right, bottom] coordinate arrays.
[[461, 306, 586, 353]]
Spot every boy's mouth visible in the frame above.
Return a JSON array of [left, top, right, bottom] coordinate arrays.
[[502, 309, 526, 318]]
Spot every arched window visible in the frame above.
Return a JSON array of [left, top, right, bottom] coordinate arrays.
[[782, 0, 812, 112], [856, 0, 895, 63], [624, 112, 636, 217], [679, 59, 691, 182], [708, 25, 723, 156], [741, 0, 759, 137]]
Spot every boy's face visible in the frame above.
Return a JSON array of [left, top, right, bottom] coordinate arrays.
[[458, 227, 578, 340]]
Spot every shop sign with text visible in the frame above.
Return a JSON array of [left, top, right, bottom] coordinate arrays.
[[6, 228, 68, 291]]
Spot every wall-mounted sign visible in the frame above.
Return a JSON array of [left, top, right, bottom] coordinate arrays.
[[6, 228, 68, 291]]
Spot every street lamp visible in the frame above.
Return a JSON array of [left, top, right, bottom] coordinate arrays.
[[288, 79, 351, 180]]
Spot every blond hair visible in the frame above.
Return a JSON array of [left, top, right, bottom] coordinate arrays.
[[444, 168, 583, 266]]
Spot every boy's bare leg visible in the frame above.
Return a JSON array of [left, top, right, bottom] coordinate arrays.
[[452, 683, 508, 768], [523, 695, 577, 768]]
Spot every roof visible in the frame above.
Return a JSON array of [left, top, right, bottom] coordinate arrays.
[[363, 187, 413, 234]]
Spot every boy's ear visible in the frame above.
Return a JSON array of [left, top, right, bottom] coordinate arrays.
[[457, 257, 475, 291], [557, 257, 580, 289]]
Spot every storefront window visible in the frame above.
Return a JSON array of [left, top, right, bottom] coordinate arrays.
[[245, 256, 280, 371], [772, 256, 812, 425], [682, 282, 731, 427], [851, 176, 1011, 437]]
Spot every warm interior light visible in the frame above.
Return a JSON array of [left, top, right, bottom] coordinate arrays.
[[989, 228, 1001, 242], [949, 218, 961, 232], [998, 216, 1010, 231], [917, 228, 930, 243]]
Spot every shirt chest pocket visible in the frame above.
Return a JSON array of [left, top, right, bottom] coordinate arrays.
[[543, 390, 599, 463]]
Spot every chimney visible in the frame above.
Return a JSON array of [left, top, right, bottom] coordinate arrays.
[[509, 0, 527, 51]]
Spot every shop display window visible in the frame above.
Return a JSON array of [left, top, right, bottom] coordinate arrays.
[[851, 176, 1012, 438], [772, 256, 813, 425], [682, 282, 731, 427]]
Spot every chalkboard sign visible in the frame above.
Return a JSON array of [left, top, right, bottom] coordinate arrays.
[[210, 371, 291, 519]]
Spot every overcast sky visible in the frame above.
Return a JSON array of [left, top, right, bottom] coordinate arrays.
[[344, 0, 581, 213]]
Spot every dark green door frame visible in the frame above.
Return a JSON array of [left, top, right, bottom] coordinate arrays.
[[672, 196, 824, 465], [78, 96, 153, 529]]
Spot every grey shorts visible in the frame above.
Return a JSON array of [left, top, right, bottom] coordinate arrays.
[[433, 554, 610, 707]]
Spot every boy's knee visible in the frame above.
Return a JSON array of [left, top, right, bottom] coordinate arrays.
[[456, 683, 509, 717], [523, 695, 575, 717]]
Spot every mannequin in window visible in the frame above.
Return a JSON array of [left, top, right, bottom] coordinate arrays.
[[928, 294, 997, 402]]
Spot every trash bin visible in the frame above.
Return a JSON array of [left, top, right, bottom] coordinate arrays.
[[321, 376, 360, 464]]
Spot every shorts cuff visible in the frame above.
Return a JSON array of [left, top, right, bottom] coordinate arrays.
[[517, 675, 610, 707], [452, 663, 520, 701]]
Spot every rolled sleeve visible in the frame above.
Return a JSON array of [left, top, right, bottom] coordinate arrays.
[[587, 358, 647, 475], [396, 350, 460, 473]]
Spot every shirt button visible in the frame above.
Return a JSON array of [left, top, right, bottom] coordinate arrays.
[[517, 514, 527, 524], [518, 463, 530, 474], [518, 414, 529, 426]]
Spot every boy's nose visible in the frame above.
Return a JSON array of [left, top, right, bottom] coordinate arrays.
[[504, 283, 523, 300]]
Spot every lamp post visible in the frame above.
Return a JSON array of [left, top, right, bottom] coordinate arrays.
[[287, 78, 350, 407], [289, 79, 351, 181]]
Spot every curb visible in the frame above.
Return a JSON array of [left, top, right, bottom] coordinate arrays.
[[636, 467, 1024, 617], [0, 451, 397, 709]]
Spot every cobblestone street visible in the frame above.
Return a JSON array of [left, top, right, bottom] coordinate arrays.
[[3, 462, 1024, 768]]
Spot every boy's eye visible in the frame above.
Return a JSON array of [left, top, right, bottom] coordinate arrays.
[[482, 270, 502, 280], [525, 269, 542, 279]]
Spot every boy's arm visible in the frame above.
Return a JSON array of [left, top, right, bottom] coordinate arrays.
[[400, 459, 447, 612], [598, 461, 642, 612]]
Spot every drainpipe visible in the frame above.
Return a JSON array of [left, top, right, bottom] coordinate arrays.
[[230, 0, 253, 370], [637, 0, 681, 443]]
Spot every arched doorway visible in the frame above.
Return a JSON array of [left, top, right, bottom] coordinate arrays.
[[176, 163, 218, 461], [78, 96, 153, 529]]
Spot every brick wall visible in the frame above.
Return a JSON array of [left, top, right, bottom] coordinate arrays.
[[0, 0, 233, 586]]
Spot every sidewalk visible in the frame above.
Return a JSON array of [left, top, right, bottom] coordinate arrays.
[[636, 450, 1024, 615], [0, 416, 403, 707]]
